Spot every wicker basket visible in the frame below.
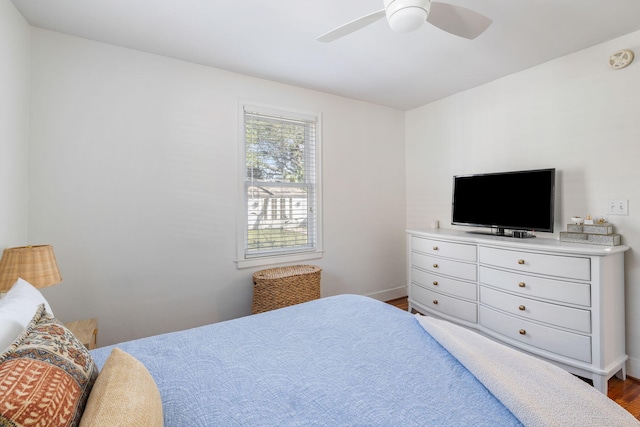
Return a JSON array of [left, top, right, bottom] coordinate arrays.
[[251, 265, 321, 314]]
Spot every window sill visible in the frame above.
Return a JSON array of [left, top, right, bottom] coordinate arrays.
[[235, 251, 324, 270]]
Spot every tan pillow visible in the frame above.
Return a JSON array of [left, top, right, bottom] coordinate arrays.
[[79, 348, 163, 427]]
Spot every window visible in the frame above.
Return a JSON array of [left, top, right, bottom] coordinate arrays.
[[237, 104, 322, 267]]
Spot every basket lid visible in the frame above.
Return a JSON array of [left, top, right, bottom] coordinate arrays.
[[253, 264, 321, 280]]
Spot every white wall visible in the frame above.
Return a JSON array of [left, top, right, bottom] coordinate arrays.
[[28, 29, 406, 346], [0, 1, 30, 248], [406, 30, 640, 376]]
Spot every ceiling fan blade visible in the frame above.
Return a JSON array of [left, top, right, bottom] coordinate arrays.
[[317, 9, 386, 43], [427, 2, 492, 39]]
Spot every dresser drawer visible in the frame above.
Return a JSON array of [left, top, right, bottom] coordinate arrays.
[[411, 236, 477, 262], [412, 286, 477, 323], [479, 246, 590, 281], [412, 267, 477, 301], [480, 286, 591, 333], [479, 266, 591, 307], [412, 252, 477, 282], [480, 306, 591, 363]]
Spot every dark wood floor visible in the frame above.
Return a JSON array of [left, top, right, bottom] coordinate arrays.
[[385, 296, 640, 420]]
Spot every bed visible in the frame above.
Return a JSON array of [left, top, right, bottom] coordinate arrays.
[[88, 294, 636, 426], [1, 287, 637, 426]]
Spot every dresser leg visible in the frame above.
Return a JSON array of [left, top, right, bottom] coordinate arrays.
[[592, 376, 608, 394], [615, 364, 627, 380]]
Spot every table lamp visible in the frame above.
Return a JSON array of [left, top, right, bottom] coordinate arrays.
[[0, 245, 62, 292]]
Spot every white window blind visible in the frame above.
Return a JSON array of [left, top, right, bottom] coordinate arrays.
[[243, 105, 318, 259]]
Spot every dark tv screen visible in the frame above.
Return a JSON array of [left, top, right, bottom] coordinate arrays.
[[452, 168, 555, 233]]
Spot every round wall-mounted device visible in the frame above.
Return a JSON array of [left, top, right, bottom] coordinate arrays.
[[609, 49, 634, 70]]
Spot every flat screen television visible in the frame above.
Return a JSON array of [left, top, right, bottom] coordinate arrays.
[[452, 168, 555, 236]]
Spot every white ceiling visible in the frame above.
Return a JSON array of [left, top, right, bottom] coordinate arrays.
[[10, 0, 640, 110]]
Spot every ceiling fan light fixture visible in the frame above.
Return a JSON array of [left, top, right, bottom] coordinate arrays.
[[317, 0, 490, 43], [384, 0, 430, 33]]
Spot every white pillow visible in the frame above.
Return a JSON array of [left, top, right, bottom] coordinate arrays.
[[0, 278, 54, 351]]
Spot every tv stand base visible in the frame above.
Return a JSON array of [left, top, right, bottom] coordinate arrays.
[[466, 229, 536, 239]]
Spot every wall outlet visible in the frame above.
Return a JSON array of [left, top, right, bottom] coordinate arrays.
[[606, 199, 628, 215]]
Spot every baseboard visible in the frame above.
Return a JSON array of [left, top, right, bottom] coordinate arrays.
[[365, 285, 407, 302], [627, 355, 640, 379]]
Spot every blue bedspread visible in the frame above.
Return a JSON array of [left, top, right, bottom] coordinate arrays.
[[91, 294, 521, 426]]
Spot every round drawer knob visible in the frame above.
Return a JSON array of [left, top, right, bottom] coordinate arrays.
[[519, 329, 526, 335], [433, 300, 438, 305], [518, 259, 525, 265], [433, 246, 439, 251], [518, 305, 526, 311], [518, 282, 526, 288], [432, 281, 438, 286], [433, 263, 438, 268]]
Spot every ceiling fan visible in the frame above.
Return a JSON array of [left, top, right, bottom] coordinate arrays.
[[317, 0, 492, 43]]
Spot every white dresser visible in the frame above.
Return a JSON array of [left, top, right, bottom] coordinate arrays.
[[407, 229, 629, 394]]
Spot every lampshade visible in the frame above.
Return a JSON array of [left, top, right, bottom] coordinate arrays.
[[385, 0, 430, 33], [0, 245, 62, 292]]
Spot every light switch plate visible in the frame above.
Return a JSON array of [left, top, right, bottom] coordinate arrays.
[[606, 199, 628, 215]]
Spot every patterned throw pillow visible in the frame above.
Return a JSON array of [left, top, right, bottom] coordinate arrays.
[[0, 304, 98, 427]]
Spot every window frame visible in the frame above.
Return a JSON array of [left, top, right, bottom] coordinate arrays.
[[236, 102, 323, 269]]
